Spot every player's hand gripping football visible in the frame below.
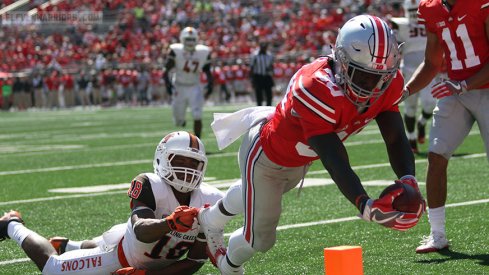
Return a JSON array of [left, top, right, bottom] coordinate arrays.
[[360, 185, 420, 231], [111, 267, 145, 275], [396, 175, 427, 215], [165, 205, 199, 232], [431, 80, 468, 99]]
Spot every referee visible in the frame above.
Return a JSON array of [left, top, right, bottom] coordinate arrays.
[[249, 41, 275, 106]]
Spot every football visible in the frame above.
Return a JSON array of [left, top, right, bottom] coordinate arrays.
[[379, 182, 422, 213]]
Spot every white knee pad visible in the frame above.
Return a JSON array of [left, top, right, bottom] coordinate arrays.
[[222, 180, 244, 215], [226, 228, 256, 266]]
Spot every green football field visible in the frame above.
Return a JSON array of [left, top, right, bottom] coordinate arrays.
[[0, 104, 488, 275]]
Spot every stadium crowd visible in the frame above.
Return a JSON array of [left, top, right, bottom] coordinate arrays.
[[0, 0, 404, 110]]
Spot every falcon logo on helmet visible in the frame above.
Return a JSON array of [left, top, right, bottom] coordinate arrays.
[[179, 27, 199, 52], [334, 15, 401, 107], [153, 131, 207, 193]]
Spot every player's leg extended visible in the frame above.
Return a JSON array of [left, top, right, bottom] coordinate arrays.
[[222, 124, 305, 272], [40, 244, 123, 274], [404, 93, 420, 153], [197, 181, 243, 269], [171, 85, 188, 127], [1, 211, 124, 273], [189, 84, 204, 138], [50, 223, 126, 255], [0, 211, 57, 271], [417, 95, 474, 253]]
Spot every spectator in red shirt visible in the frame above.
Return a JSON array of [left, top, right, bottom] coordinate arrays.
[[45, 70, 60, 109], [62, 73, 75, 108]]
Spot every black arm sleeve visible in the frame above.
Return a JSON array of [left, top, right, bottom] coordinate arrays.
[[203, 58, 213, 96], [376, 111, 416, 178], [308, 133, 369, 211], [163, 50, 176, 94]]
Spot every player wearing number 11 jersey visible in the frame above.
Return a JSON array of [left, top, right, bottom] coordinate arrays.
[[402, 0, 489, 253], [164, 27, 213, 138]]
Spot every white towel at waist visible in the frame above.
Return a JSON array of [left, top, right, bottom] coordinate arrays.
[[211, 106, 275, 150]]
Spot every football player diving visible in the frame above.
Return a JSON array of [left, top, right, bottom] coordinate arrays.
[[0, 131, 223, 274], [196, 15, 426, 275]]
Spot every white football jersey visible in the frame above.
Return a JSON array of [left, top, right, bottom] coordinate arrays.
[[169, 43, 211, 86], [122, 173, 223, 270], [391, 17, 427, 74]]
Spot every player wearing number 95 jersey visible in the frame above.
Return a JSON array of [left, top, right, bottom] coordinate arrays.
[[401, 0, 489, 253], [163, 27, 213, 138], [196, 15, 425, 275]]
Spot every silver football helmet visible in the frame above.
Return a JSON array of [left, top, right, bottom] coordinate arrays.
[[153, 131, 207, 193], [404, 0, 421, 22], [334, 15, 401, 107], [179, 26, 198, 51]]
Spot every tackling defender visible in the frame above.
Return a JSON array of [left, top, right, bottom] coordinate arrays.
[[163, 27, 213, 138], [0, 131, 222, 274]]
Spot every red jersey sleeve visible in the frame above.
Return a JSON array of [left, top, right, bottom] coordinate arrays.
[[291, 71, 341, 140], [418, 0, 489, 84]]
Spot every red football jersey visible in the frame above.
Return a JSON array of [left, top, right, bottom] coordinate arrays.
[[260, 57, 404, 167], [418, 0, 489, 87]]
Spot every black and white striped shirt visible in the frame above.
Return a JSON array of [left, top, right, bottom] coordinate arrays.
[[250, 51, 274, 76]]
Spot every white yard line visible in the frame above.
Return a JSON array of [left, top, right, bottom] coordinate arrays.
[[0, 191, 126, 206], [0, 152, 231, 176], [0, 150, 484, 177], [0, 129, 479, 159], [1, 197, 488, 267], [0, 128, 481, 173], [0, 179, 396, 206]]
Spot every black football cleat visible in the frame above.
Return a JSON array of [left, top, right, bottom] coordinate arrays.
[[0, 210, 24, 241], [417, 121, 426, 144]]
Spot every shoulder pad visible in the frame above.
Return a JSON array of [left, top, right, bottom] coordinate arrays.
[[196, 44, 211, 52], [170, 43, 184, 52], [128, 173, 156, 211], [191, 182, 224, 207]]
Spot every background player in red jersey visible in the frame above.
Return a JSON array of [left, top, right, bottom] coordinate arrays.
[[402, 0, 489, 253], [197, 15, 425, 275]]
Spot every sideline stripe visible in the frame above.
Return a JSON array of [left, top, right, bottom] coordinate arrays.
[[2, 197, 489, 267]]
